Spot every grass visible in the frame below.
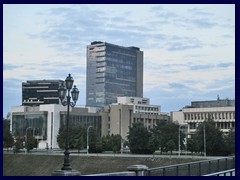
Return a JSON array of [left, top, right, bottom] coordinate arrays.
[[3, 153, 201, 176]]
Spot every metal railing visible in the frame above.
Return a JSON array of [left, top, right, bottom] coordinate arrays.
[[85, 171, 136, 176], [203, 169, 235, 176], [83, 156, 235, 176], [147, 156, 235, 176]]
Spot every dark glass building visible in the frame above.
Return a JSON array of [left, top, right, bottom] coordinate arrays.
[[86, 41, 143, 107], [22, 80, 64, 106]]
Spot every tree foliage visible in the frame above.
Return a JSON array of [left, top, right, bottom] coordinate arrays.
[[224, 128, 235, 155], [194, 119, 226, 156], [57, 125, 86, 150], [165, 140, 176, 155], [151, 121, 180, 153], [13, 136, 24, 153], [3, 120, 14, 149], [187, 138, 200, 155], [26, 134, 38, 152], [128, 122, 157, 154]]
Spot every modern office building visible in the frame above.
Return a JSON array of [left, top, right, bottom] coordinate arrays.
[[171, 98, 235, 135], [86, 41, 143, 107], [22, 80, 64, 106], [11, 104, 102, 149], [102, 97, 169, 140]]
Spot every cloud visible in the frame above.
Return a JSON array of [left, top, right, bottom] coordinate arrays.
[[3, 4, 235, 116], [187, 7, 214, 16]]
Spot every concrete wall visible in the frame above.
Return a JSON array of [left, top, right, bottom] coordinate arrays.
[[39, 104, 67, 149]]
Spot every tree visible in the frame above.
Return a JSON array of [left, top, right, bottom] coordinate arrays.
[[57, 125, 86, 150], [128, 122, 156, 154], [109, 134, 121, 152], [95, 139, 103, 153], [13, 136, 24, 153], [187, 138, 200, 155], [3, 120, 14, 150], [88, 128, 97, 153], [165, 140, 176, 155], [151, 121, 179, 154], [194, 119, 226, 156], [26, 134, 38, 152], [224, 128, 235, 155]]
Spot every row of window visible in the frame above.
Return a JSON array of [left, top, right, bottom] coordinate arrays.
[[135, 106, 159, 111], [189, 122, 235, 130], [184, 112, 235, 121]]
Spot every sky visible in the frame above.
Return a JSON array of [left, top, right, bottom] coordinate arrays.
[[3, 4, 235, 117]]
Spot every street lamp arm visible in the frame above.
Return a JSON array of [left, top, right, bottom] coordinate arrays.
[[69, 101, 77, 107], [60, 100, 68, 106]]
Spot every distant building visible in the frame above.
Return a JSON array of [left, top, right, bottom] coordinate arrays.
[[171, 98, 235, 135], [86, 41, 143, 107], [10, 104, 102, 149], [22, 80, 64, 106], [102, 97, 170, 140], [10, 97, 168, 149]]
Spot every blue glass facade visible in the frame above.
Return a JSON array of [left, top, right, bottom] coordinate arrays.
[[86, 41, 143, 107]]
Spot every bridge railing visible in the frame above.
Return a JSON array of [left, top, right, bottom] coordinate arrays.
[[203, 168, 235, 176], [147, 156, 235, 176], [84, 156, 235, 176]]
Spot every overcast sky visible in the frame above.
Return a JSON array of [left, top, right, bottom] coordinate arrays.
[[3, 4, 235, 117]]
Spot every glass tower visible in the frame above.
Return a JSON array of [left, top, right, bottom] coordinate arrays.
[[86, 41, 143, 107]]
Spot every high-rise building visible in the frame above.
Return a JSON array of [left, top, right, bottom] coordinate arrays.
[[22, 80, 64, 106], [86, 41, 143, 107]]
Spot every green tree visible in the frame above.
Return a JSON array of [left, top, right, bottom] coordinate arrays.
[[194, 119, 225, 156], [57, 125, 87, 150], [128, 122, 156, 154], [3, 120, 14, 150], [88, 128, 97, 153], [109, 134, 121, 152], [152, 121, 179, 153], [95, 139, 103, 153], [72, 125, 86, 152], [165, 140, 176, 155], [26, 134, 38, 152], [187, 138, 200, 155], [57, 126, 67, 149], [224, 128, 235, 155], [13, 136, 24, 153]]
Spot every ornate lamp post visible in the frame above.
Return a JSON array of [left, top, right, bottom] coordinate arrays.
[[52, 74, 80, 176], [59, 74, 79, 170]]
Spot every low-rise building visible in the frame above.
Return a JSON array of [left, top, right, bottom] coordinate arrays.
[[171, 98, 235, 135], [103, 97, 170, 140], [10, 97, 169, 149], [11, 104, 102, 149]]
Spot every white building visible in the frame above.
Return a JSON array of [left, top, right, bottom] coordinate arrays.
[[117, 97, 161, 115], [10, 104, 102, 149], [171, 98, 235, 135]]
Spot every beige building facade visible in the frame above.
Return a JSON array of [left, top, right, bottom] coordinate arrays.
[[171, 99, 235, 135], [102, 97, 170, 140]]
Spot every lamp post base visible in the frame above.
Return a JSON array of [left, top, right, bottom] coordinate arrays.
[[52, 169, 80, 176]]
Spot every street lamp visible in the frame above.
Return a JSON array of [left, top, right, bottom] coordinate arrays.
[[87, 125, 93, 155], [178, 124, 188, 157], [58, 74, 79, 171], [204, 124, 206, 157]]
